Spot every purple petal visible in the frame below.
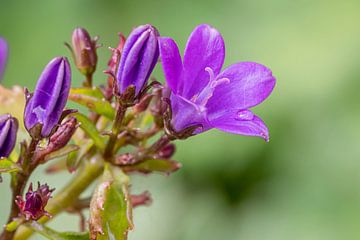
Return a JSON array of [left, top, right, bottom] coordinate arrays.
[[0, 114, 18, 158], [170, 93, 210, 133], [0, 37, 8, 82], [117, 25, 159, 96], [158, 37, 183, 94], [209, 109, 269, 141], [24, 57, 71, 137], [182, 24, 225, 99], [206, 62, 276, 116]]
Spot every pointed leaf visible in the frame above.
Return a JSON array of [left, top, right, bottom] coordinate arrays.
[[0, 158, 21, 173], [123, 159, 181, 174], [44, 144, 79, 162], [69, 88, 115, 119], [89, 165, 133, 240], [71, 113, 106, 151], [66, 140, 93, 173]]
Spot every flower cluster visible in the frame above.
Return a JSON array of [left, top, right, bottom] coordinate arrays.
[[0, 24, 275, 240]]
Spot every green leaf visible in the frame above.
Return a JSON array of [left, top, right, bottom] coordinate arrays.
[[28, 221, 89, 240], [89, 165, 133, 240], [44, 145, 79, 162], [71, 113, 106, 151], [69, 88, 115, 119], [123, 159, 181, 174], [0, 158, 21, 173], [66, 140, 93, 173]]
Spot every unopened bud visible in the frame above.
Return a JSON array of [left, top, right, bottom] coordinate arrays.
[[158, 143, 175, 159], [48, 117, 78, 151], [15, 182, 54, 220], [71, 28, 98, 76]]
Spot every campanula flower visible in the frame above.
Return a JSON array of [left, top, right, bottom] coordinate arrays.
[[71, 27, 98, 77], [116, 24, 159, 97], [24, 57, 71, 138], [0, 114, 18, 158], [159, 24, 276, 141], [15, 182, 54, 220], [0, 37, 8, 82]]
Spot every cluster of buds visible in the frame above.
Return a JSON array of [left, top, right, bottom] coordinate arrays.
[[0, 22, 275, 240]]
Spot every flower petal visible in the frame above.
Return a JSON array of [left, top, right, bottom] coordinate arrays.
[[182, 24, 225, 99], [0, 37, 8, 81], [209, 109, 269, 141], [170, 93, 210, 133], [206, 62, 275, 115], [158, 37, 183, 94]]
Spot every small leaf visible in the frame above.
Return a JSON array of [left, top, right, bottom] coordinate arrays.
[[89, 165, 133, 240], [28, 221, 89, 240], [0, 158, 21, 173], [44, 145, 79, 162], [71, 113, 106, 151], [69, 88, 115, 119], [123, 159, 181, 174], [66, 140, 93, 173], [5, 219, 23, 232]]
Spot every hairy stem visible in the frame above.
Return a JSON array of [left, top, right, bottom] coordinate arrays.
[[13, 155, 104, 240]]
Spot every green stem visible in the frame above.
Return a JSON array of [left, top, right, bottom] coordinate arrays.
[[13, 155, 104, 240]]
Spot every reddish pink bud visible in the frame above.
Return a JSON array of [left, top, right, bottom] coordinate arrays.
[[15, 182, 54, 220], [158, 143, 176, 159]]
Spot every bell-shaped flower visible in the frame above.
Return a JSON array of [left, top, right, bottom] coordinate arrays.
[[24, 57, 71, 138], [159, 24, 276, 141], [0, 114, 18, 158], [116, 24, 159, 97], [0, 37, 8, 82]]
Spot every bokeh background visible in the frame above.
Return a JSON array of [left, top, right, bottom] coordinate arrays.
[[1, 0, 360, 239]]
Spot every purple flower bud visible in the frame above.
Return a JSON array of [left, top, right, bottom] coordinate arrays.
[[116, 24, 159, 97], [24, 57, 71, 138], [0, 37, 8, 82], [71, 28, 98, 76], [0, 114, 18, 158], [15, 182, 54, 220], [157, 143, 176, 159]]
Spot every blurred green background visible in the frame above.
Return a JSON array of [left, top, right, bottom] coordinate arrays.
[[1, 0, 360, 239]]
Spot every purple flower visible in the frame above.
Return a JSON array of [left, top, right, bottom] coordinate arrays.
[[15, 182, 54, 220], [24, 57, 71, 138], [0, 37, 8, 82], [159, 24, 276, 141], [116, 24, 159, 97], [0, 114, 18, 158]]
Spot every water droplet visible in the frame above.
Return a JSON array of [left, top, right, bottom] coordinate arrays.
[[235, 110, 254, 121]]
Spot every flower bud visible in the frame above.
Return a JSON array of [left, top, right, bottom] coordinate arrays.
[[71, 28, 98, 76], [158, 143, 176, 159], [116, 24, 159, 97], [0, 114, 18, 158], [15, 182, 54, 220], [48, 117, 78, 151], [24, 57, 71, 138], [0, 37, 8, 81]]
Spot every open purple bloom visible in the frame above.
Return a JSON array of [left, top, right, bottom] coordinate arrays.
[[0, 114, 18, 158], [159, 24, 276, 141], [116, 24, 159, 97], [24, 57, 71, 138], [0, 37, 8, 82]]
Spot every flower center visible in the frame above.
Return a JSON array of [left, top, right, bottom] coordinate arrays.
[[191, 67, 230, 107]]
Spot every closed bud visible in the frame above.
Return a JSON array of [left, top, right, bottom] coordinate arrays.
[[24, 57, 71, 138], [116, 24, 159, 98], [71, 28, 98, 76], [0, 37, 8, 82], [48, 117, 78, 151], [15, 182, 54, 220], [158, 143, 175, 159], [0, 114, 18, 158]]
